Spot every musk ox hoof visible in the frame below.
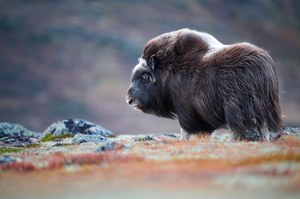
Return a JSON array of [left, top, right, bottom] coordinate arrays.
[[210, 129, 235, 142], [180, 128, 191, 141]]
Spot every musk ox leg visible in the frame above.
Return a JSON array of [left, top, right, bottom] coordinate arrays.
[[265, 130, 271, 142], [180, 128, 191, 141], [257, 128, 264, 142], [258, 126, 272, 142], [232, 131, 242, 141], [226, 126, 242, 142]]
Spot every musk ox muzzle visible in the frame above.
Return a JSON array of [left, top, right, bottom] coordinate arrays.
[[126, 86, 139, 108]]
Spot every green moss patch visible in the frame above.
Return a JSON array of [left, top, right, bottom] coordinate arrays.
[[41, 133, 73, 142], [0, 148, 23, 154]]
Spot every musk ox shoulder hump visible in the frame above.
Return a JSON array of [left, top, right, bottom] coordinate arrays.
[[181, 28, 228, 59]]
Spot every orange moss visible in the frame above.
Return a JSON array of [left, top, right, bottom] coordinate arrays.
[[155, 159, 233, 175], [45, 153, 67, 170], [276, 135, 300, 148], [1, 162, 35, 172], [236, 150, 300, 166], [44, 152, 143, 170], [1, 152, 144, 172], [1, 134, 300, 178]]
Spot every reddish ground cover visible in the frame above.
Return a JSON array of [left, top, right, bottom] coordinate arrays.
[[0, 134, 300, 199]]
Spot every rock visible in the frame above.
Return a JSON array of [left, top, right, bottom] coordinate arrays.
[[42, 119, 114, 141], [29, 137, 40, 144], [284, 126, 300, 138], [0, 123, 40, 147], [0, 155, 19, 165], [160, 133, 180, 138], [243, 130, 282, 141], [133, 134, 180, 142], [242, 130, 262, 141], [94, 141, 124, 152], [72, 134, 107, 144], [134, 134, 157, 141], [51, 142, 73, 147]]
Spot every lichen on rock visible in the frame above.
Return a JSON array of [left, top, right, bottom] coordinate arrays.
[[0, 122, 40, 147], [94, 141, 124, 152], [72, 134, 107, 144], [134, 134, 157, 141], [41, 119, 114, 142]]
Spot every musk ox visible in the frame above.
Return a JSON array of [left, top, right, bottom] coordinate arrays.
[[126, 28, 282, 141]]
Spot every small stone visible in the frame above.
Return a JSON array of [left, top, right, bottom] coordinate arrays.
[[242, 130, 282, 141], [242, 130, 261, 141], [134, 134, 156, 141], [161, 133, 180, 138], [94, 141, 123, 152], [72, 134, 107, 144], [52, 142, 72, 147], [0, 155, 18, 165], [29, 137, 40, 144]]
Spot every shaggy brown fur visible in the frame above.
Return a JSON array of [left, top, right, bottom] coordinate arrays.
[[126, 28, 282, 140]]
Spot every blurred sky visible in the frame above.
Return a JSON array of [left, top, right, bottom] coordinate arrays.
[[0, 0, 299, 134]]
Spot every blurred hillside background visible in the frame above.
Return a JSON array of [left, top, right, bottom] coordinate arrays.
[[0, 0, 299, 134]]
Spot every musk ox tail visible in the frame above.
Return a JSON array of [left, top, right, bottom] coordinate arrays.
[[219, 48, 282, 136]]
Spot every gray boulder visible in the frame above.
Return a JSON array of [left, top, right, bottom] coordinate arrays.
[[72, 134, 107, 144], [0, 122, 40, 147], [42, 119, 114, 141]]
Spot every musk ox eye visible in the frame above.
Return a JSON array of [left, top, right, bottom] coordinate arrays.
[[142, 73, 149, 79]]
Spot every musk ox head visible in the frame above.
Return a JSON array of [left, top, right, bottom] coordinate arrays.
[[126, 32, 180, 118], [126, 57, 157, 111], [126, 56, 175, 118], [126, 29, 208, 118]]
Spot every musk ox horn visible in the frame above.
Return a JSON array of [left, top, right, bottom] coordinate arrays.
[[149, 55, 156, 83]]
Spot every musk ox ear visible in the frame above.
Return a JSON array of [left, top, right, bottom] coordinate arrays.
[[149, 55, 157, 83]]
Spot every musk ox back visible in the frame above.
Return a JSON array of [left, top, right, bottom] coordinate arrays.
[[126, 28, 282, 141]]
